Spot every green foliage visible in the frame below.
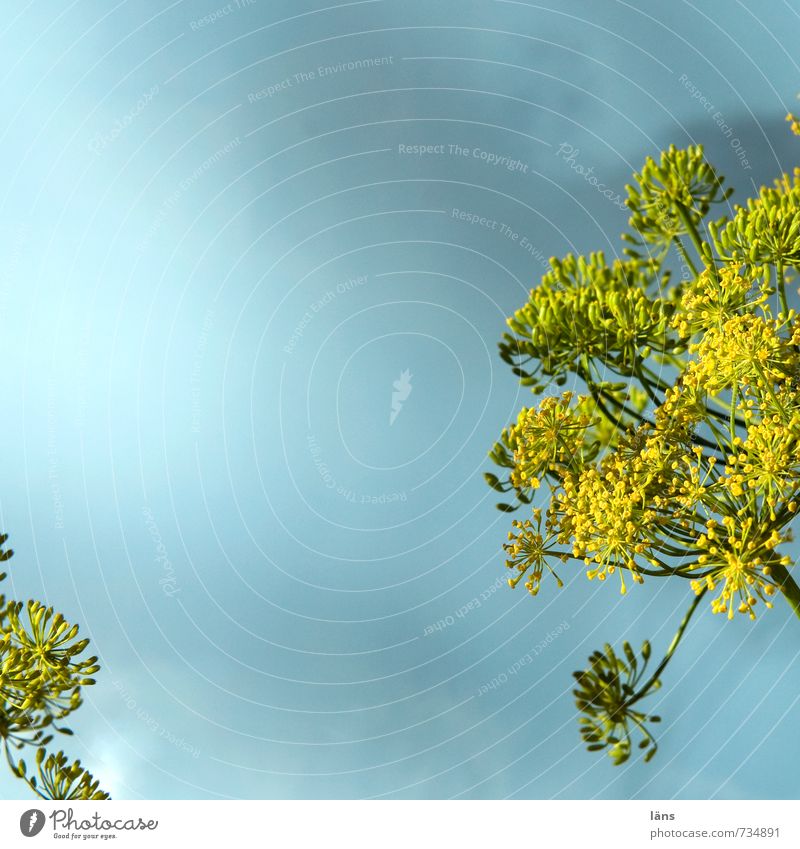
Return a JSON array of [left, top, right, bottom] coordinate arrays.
[[0, 535, 108, 799], [501, 253, 677, 386], [624, 143, 731, 258], [711, 172, 800, 269], [573, 641, 661, 765]]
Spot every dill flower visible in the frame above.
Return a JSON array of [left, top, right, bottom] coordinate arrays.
[[504, 509, 566, 595], [723, 415, 800, 515], [654, 380, 708, 433], [486, 128, 800, 769], [684, 313, 794, 395], [711, 168, 800, 273], [508, 392, 592, 489], [674, 447, 718, 512], [689, 517, 788, 619], [672, 265, 763, 338], [1, 537, 107, 800], [558, 464, 651, 593], [625, 144, 731, 255], [19, 750, 108, 801], [502, 252, 674, 384], [573, 641, 661, 764], [556, 416, 698, 592]]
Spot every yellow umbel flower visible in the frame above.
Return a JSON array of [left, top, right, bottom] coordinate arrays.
[[655, 381, 708, 433], [723, 414, 800, 516], [555, 417, 699, 592], [690, 517, 788, 619], [675, 447, 718, 511], [559, 466, 650, 593], [509, 392, 592, 489], [504, 509, 566, 596], [486, 128, 800, 769], [684, 313, 793, 395], [673, 265, 763, 338]]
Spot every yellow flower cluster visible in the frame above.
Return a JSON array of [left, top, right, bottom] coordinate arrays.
[[690, 517, 787, 619], [771, 167, 800, 197], [488, 142, 800, 628], [558, 465, 650, 594], [488, 135, 800, 769], [723, 415, 800, 516], [654, 381, 707, 438], [508, 392, 592, 489], [674, 446, 718, 512], [672, 266, 762, 339], [555, 423, 693, 592], [683, 313, 793, 395], [504, 509, 566, 595]]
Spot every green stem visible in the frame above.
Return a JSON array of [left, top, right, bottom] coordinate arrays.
[[754, 362, 784, 414], [633, 359, 662, 407], [776, 261, 789, 318], [770, 562, 800, 620], [590, 383, 649, 429], [587, 373, 723, 456], [673, 235, 699, 278], [628, 589, 706, 707], [641, 364, 746, 428], [640, 364, 673, 392], [674, 201, 714, 272]]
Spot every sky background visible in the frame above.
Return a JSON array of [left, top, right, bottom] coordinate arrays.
[[1, 0, 799, 800]]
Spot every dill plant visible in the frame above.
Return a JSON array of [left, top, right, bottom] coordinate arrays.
[[486, 123, 800, 765], [0, 534, 107, 798]]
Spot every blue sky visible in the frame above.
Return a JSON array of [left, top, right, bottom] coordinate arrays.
[[1, 0, 799, 799]]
